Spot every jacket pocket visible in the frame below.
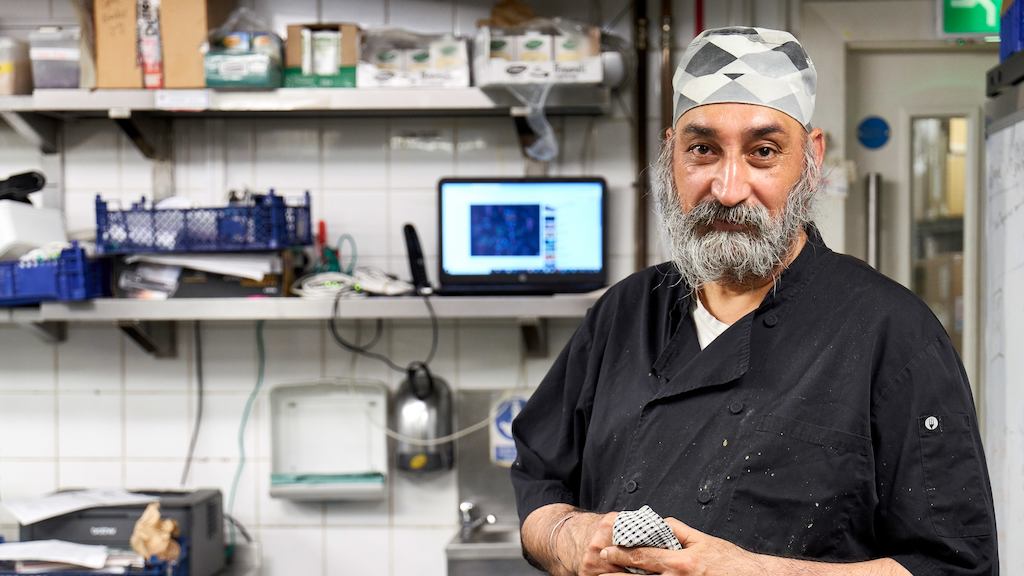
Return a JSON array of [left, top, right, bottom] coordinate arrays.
[[721, 414, 875, 559], [917, 413, 992, 538]]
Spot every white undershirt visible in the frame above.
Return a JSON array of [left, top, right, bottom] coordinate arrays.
[[691, 293, 732, 350]]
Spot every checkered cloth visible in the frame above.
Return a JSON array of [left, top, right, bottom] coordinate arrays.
[[672, 27, 817, 129], [612, 505, 683, 575]]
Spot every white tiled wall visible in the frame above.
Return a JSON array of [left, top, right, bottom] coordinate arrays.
[[0, 0, 782, 573]]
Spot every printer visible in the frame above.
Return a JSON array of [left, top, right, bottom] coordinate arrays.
[[19, 489, 225, 576]]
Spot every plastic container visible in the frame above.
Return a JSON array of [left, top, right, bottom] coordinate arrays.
[[28, 27, 80, 89], [0, 37, 32, 95], [0, 242, 110, 307], [95, 192, 312, 254]]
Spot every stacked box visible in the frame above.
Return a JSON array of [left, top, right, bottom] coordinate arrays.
[[915, 253, 964, 352], [356, 30, 469, 88], [204, 30, 283, 89], [94, 0, 236, 88], [473, 24, 602, 86], [283, 23, 359, 88]]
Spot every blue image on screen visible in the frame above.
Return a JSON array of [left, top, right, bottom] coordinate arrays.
[[470, 204, 540, 256]]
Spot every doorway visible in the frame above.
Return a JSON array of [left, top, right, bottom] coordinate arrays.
[[845, 47, 996, 392]]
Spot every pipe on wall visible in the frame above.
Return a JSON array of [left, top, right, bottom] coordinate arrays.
[[634, 0, 649, 271]]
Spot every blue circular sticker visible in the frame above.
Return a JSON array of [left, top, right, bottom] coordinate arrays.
[[857, 116, 890, 150]]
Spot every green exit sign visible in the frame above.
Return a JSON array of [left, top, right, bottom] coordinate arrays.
[[939, 0, 1002, 36]]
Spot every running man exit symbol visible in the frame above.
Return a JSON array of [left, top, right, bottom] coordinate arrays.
[[942, 0, 1001, 35]]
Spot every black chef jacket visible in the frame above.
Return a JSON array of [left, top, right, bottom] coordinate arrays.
[[511, 226, 997, 576]]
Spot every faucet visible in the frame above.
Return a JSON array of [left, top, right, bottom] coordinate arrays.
[[459, 501, 497, 541]]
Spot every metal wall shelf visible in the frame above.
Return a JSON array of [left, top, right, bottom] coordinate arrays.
[[0, 86, 610, 117], [34, 293, 601, 321], [1, 292, 601, 357]]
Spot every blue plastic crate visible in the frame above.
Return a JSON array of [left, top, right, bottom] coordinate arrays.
[[95, 191, 312, 254], [0, 243, 110, 307]]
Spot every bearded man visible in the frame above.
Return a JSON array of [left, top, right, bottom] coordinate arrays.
[[510, 27, 997, 576]]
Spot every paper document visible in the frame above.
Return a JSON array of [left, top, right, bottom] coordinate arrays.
[[0, 540, 108, 569], [126, 253, 281, 281], [1, 488, 157, 525]]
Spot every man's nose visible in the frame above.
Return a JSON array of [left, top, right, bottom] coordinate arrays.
[[710, 154, 753, 207]]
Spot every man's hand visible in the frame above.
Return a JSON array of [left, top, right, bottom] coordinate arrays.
[[520, 504, 621, 576], [599, 517, 764, 576], [566, 511, 620, 576], [599, 518, 913, 576]]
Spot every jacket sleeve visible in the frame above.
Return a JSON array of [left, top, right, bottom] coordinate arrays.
[[510, 314, 598, 526], [872, 335, 999, 576]]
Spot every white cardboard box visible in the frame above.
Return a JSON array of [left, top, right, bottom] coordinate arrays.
[[357, 36, 469, 88], [473, 26, 602, 86]]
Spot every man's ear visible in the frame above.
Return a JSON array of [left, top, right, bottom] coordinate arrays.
[[809, 128, 826, 169], [664, 127, 674, 142]]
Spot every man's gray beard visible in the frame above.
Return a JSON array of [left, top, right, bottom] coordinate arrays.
[[652, 137, 822, 290]]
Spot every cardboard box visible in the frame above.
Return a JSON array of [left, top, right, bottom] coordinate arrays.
[[204, 32, 282, 88], [357, 32, 469, 88], [944, 152, 965, 217], [94, 0, 139, 88], [94, 0, 235, 89], [162, 0, 236, 88], [284, 23, 359, 88], [473, 25, 602, 86], [915, 252, 964, 352]]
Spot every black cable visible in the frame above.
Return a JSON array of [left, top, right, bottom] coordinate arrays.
[[224, 513, 253, 544], [181, 321, 204, 486], [422, 294, 438, 366], [327, 290, 440, 373]]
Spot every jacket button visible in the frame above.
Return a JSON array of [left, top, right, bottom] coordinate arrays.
[[625, 480, 638, 493], [729, 401, 744, 414], [696, 487, 713, 504], [763, 314, 779, 328]]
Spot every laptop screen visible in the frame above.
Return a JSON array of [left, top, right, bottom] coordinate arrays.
[[438, 177, 606, 293]]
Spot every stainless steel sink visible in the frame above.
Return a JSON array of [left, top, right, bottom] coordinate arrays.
[[447, 525, 522, 559], [446, 526, 538, 575]]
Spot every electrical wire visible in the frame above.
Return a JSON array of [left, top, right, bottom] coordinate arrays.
[[227, 320, 265, 550], [224, 513, 253, 544], [340, 379, 519, 446], [327, 291, 440, 373], [337, 234, 357, 274], [180, 321, 204, 487]]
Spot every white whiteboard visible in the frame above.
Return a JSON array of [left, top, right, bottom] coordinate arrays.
[[983, 116, 1024, 570]]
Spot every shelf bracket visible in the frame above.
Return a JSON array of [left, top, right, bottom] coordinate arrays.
[[17, 321, 67, 344], [519, 317, 548, 358], [119, 320, 177, 358], [109, 110, 174, 200], [0, 111, 59, 154], [110, 111, 171, 161]]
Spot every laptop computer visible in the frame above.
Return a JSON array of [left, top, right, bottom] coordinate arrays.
[[437, 177, 607, 295]]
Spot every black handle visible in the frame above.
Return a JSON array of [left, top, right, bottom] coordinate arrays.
[[406, 361, 435, 400], [0, 171, 46, 203]]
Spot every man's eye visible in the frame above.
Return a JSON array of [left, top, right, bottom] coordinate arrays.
[[754, 146, 776, 158], [689, 144, 712, 155]]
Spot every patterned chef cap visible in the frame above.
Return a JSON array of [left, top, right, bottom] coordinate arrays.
[[672, 27, 816, 130]]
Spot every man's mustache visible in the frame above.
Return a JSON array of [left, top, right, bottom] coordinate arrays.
[[685, 200, 771, 232]]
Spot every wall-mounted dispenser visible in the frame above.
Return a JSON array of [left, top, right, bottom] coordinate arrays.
[[392, 362, 454, 472]]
